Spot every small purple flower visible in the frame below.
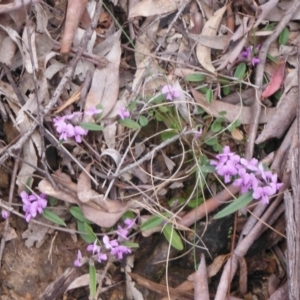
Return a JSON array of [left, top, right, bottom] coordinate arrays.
[[74, 250, 83, 267], [251, 57, 260, 66], [124, 218, 136, 230], [36, 194, 47, 214], [103, 235, 119, 250], [233, 168, 259, 194], [116, 225, 129, 240], [53, 117, 67, 132], [240, 158, 259, 172], [118, 107, 130, 119], [87, 240, 101, 255], [110, 245, 131, 260], [21, 192, 47, 222], [20, 191, 37, 202], [57, 123, 75, 141], [194, 128, 203, 139], [161, 85, 180, 101], [1, 209, 9, 219], [74, 126, 88, 143], [97, 252, 107, 263], [85, 107, 102, 116], [253, 185, 274, 204]]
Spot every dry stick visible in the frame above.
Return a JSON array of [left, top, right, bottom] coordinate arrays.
[[94, 262, 111, 299], [245, 0, 300, 160], [0, 151, 20, 269], [0, 0, 103, 166], [214, 173, 290, 300], [22, 0, 57, 188]]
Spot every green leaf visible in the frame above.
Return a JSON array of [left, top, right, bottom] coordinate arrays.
[[49, 196, 58, 206], [140, 213, 169, 231], [159, 105, 169, 113], [42, 208, 66, 226], [211, 119, 223, 133], [122, 211, 135, 220], [267, 53, 277, 63], [119, 119, 141, 130], [234, 62, 246, 79], [138, 116, 148, 127], [205, 136, 218, 146], [228, 119, 241, 132], [77, 221, 96, 243], [214, 191, 253, 219], [205, 89, 213, 104], [161, 130, 177, 141], [155, 112, 164, 121], [79, 123, 104, 131], [122, 241, 139, 248], [222, 85, 230, 96], [152, 94, 165, 104], [188, 197, 204, 208], [89, 264, 97, 297], [198, 87, 208, 93], [217, 76, 231, 85], [70, 206, 93, 224], [24, 177, 33, 193], [162, 224, 183, 250], [128, 100, 137, 111], [279, 27, 289, 45], [185, 73, 206, 82], [263, 23, 276, 31]]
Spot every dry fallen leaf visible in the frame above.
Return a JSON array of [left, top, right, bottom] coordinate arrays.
[[196, 5, 227, 73]]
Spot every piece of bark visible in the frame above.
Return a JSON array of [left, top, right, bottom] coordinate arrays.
[[255, 86, 297, 144], [38, 268, 80, 300]]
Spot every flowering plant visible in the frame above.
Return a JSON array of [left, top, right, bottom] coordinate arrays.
[[210, 146, 282, 218]]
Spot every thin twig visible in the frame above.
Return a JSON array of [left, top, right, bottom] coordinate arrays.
[[0, 151, 20, 268], [246, 0, 300, 160]]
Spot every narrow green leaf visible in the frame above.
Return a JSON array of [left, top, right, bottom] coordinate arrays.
[[77, 221, 96, 243], [70, 206, 93, 224], [42, 208, 66, 226], [119, 119, 141, 130], [138, 116, 148, 127], [279, 27, 289, 45], [122, 241, 139, 248], [25, 177, 33, 193], [185, 73, 206, 82], [49, 196, 58, 206], [159, 105, 169, 113], [161, 130, 177, 141], [140, 213, 169, 231], [205, 89, 213, 104], [234, 62, 246, 79], [214, 191, 253, 219], [89, 264, 97, 297], [152, 94, 165, 104], [79, 122, 104, 131], [162, 224, 184, 250]]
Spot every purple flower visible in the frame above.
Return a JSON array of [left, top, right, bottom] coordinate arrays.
[[87, 240, 101, 255], [74, 126, 88, 143], [1, 209, 9, 219], [233, 168, 259, 194], [251, 57, 260, 66], [21, 192, 47, 222], [103, 235, 119, 250], [57, 123, 75, 141], [85, 107, 102, 116], [110, 245, 131, 260], [240, 158, 259, 172], [116, 225, 129, 240], [20, 191, 37, 202], [252, 185, 274, 204], [124, 218, 136, 229], [36, 194, 47, 214], [74, 250, 83, 267], [53, 117, 67, 132], [194, 128, 203, 139], [118, 107, 130, 119], [97, 252, 107, 263], [217, 161, 239, 183], [161, 85, 180, 101]]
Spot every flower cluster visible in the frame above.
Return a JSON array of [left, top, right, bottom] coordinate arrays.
[[210, 146, 282, 204], [53, 107, 102, 143], [161, 84, 180, 101], [20, 191, 47, 222], [74, 218, 136, 267], [239, 45, 260, 66]]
